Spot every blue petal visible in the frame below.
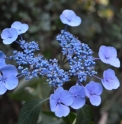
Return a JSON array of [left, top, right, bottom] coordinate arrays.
[[1, 28, 10, 39], [53, 87, 64, 100], [85, 81, 103, 95], [69, 85, 85, 98], [11, 21, 29, 35], [108, 58, 120, 68], [60, 9, 81, 27], [5, 75, 18, 90], [20, 24, 29, 34], [0, 65, 18, 76], [0, 81, 7, 95], [90, 95, 101, 106], [102, 76, 120, 90], [0, 51, 6, 68], [2, 28, 18, 44], [49, 94, 57, 112], [70, 97, 85, 109], [60, 90, 73, 106], [55, 104, 70, 117]]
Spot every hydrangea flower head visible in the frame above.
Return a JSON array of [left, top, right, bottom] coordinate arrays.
[[60, 9, 81, 27], [85, 81, 103, 106], [69, 85, 86, 109], [101, 69, 120, 90], [0, 65, 18, 95], [50, 87, 73, 117], [11, 21, 29, 35], [1, 28, 18, 44], [98, 45, 120, 68]]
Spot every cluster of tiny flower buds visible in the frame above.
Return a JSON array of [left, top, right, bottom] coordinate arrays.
[[0, 9, 120, 118]]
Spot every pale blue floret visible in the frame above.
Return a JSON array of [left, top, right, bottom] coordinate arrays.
[[1, 28, 18, 44], [101, 69, 120, 90], [85, 81, 103, 106], [60, 9, 82, 27], [50, 87, 73, 117], [0, 65, 18, 95], [11, 21, 29, 35], [69, 85, 86, 109], [98, 45, 120, 68]]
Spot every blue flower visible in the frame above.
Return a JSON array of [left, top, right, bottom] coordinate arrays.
[[50, 87, 73, 117], [98, 45, 120, 68], [0, 51, 6, 68], [60, 10, 81, 27], [69, 85, 86, 109], [101, 69, 120, 90], [85, 81, 103, 106], [1, 28, 18, 44], [11, 21, 29, 35], [0, 65, 18, 95]]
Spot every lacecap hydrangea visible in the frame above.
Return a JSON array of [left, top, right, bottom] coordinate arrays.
[[0, 9, 120, 118]]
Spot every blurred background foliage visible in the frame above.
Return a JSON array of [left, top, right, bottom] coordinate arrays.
[[0, 0, 122, 124]]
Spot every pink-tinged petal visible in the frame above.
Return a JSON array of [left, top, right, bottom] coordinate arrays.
[[49, 94, 57, 112], [60, 90, 73, 106], [0, 82, 7, 95], [70, 97, 85, 109], [108, 58, 120, 68], [90, 95, 101, 106], [55, 104, 70, 117], [0, 65, 18, 76], [52, 87, 64, 100], [69, 85, 85, 98], [5, 75, 18, 90]]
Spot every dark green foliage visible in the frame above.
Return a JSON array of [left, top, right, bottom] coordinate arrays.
[[76, 105, 93, 124]]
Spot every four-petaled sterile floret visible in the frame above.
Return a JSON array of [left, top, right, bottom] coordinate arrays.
[[98, 45, 120, 68], [60, 9, 82, 27], [50, 87, 73, 117], [1, 28, 18, 44], [85, 81, 103, 106]]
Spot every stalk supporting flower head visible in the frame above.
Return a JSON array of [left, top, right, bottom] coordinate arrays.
[[60, 9, 82, 27]]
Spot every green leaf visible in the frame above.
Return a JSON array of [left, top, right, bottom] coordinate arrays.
[[63, 112, 76, 124], [18, 98, 48, 124], [76, 104, 93, 124]]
